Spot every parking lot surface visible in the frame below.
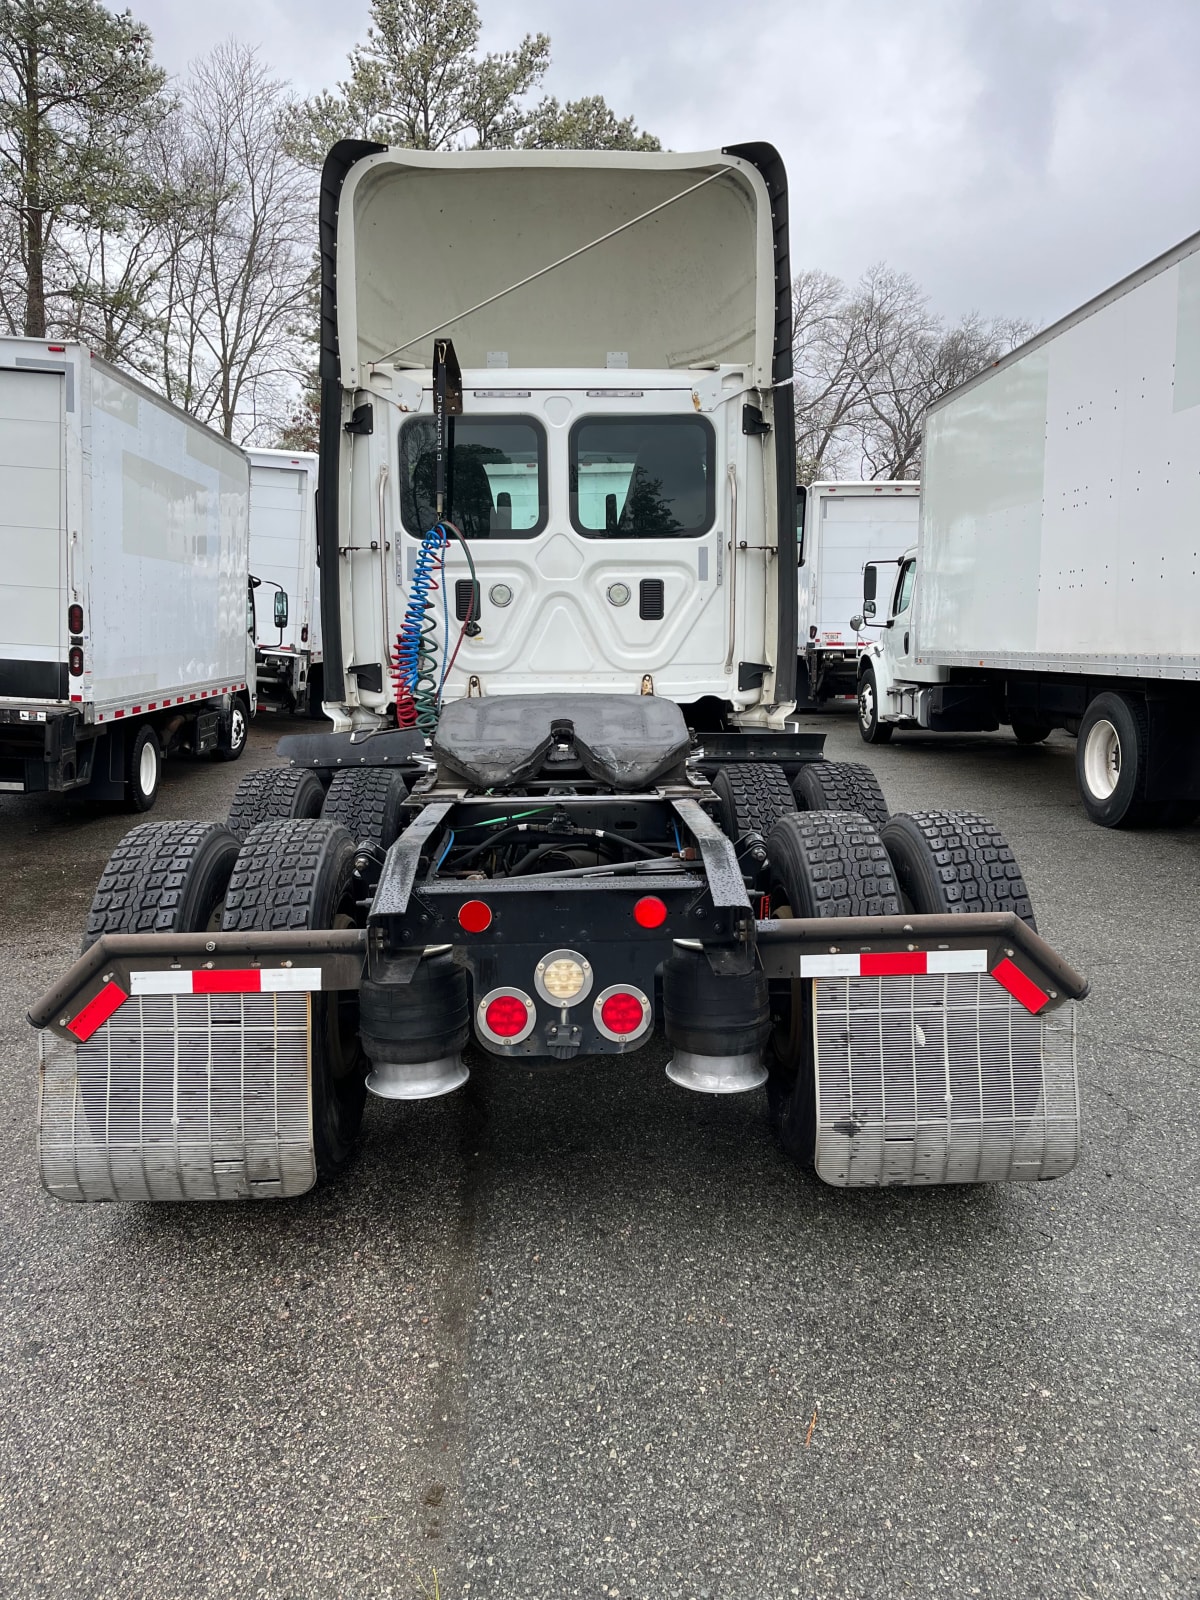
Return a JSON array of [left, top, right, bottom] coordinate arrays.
[[0, 712, 1196, 1599]]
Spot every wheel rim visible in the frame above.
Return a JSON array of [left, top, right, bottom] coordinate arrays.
[[138, 739, 158, 796], [1083, 718, 1121, 799], [230, 705, 246, 749], [859, 679, 875, 730]]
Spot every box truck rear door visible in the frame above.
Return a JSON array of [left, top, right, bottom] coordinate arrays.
[[0, 367, 66, 700]]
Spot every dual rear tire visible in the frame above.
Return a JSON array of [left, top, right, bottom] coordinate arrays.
[[760, 804, 1037, 1168]]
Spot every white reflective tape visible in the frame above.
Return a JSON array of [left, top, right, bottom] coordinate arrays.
[[130, 967, 323, 995], [800, 954, 863, 978], [261, 969, 323, 992], [926, 949, 989, 974], [130, 970, 193, 995]]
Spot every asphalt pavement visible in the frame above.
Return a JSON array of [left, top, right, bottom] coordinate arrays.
[[0, 710, 1196, 1600]]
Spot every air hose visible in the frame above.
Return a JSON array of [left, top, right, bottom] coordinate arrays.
[[393, 524, 447, 732], [392, 520, 479, 734]]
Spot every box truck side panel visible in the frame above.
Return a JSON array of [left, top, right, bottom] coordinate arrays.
[[1037, 261, 1200, 661], [0, 367, 66, 697], [814, 491, 919, 646], [919, 240, 1200, 675], [249, 463, 311, 653], [917, 349, 1049, 660], [86, 366, 249, 707]]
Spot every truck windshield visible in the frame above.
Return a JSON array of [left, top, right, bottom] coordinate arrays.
[[399, 417, 547, 539], [569, 417, 714, 538]]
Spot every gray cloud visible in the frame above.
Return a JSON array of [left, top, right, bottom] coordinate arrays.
[[136, 0, 1200, 330]]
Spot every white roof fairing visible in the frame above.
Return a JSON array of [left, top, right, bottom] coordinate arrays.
[[335, 148, 777, 384]]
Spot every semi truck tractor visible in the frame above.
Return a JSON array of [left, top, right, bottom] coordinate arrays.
[[853, 225, 1200, 828], [797, 480, 919, 704], [31, 144, 1085, 1203], [0, 339, 254, 810], [247, 448, 323, 715]]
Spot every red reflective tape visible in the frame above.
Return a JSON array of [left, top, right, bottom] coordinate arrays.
[[991, 957, 1049, 1014], [192, 968, 263, 994], [131, 706, 141, 714], [67, 981, 127, 1041], [114, 708, 125, 718], [860, 951, 928, 977]]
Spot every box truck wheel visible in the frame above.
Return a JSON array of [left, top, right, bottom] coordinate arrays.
[[712, 763, 795, 856], [227, 766, 325, 840], [1076, 692, 1161, 828], [125, 725, 161, 812], [881, 810, 1037, 928], [793, 761, 889, 831], [1011, 720, 1052, 745], [857, 666, 893, 744], [214, 694, 250, 762], [83, 820, 241, 949], [321, 768, 408, 850], [221, 819, 367, 1178], [762, 811, 901, 1164]]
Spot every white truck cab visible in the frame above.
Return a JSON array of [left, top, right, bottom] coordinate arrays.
[[316, 144, 799, 733]]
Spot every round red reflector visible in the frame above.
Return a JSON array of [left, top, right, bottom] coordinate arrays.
[[68, 604, 83, 634], [633, 896, 667, 929], [458, 899, 492, 933], [483, 994, 529, 1038], [600, 991, 645, 1035]]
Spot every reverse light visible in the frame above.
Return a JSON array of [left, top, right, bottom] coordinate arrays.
[[68, 604, 83, 634], [68, 646, 84, 676], [458, 899, 493, 933], [477, 988, 536, 1045], [633, 896, 667, 929], [593, 985, 652, 1043], [534, 949, 592, 1005]]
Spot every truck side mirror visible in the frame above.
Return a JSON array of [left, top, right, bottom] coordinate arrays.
[[274, 590, 289, 629], [863, 564, 877, 604], [863, 598, 876, 618]]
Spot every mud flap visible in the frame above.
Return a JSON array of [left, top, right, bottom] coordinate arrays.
[[812, 973, 1080, 1186], [38, 992, 317, 1202]]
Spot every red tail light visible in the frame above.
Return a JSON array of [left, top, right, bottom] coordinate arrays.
[[458, 899, 493, 933], [300, 624, 309, 643], [68, 603, 83, 634], [477, 988, 536, 1045], [633, 896, 667, 929], [593, 985, 651, 1042], [68, 646, 84, 676]]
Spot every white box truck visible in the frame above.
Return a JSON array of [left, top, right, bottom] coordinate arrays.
[[797, 480, 919, 702], [0, 339, 254, 810], [247, 448, 323, 715], [853, 225, 1200, 827]]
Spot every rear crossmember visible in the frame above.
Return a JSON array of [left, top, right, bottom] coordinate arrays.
[[32, 909, 1085, 1203]]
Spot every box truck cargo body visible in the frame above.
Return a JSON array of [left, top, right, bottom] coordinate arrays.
[[247, 449, 322, 714], [797, 480, 919, 702], [854, 226, 1200, 827], [0, 339, 254, 809]]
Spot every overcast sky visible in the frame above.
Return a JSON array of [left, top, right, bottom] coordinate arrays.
[[135, 0, 1200, 332]]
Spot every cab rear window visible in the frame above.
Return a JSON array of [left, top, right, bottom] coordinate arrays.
[[399, 417, 547, 539], [569, 417, 715, 538]]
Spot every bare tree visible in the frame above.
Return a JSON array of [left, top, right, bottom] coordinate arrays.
[[159, 43, 312, 442], [793, 265, 1034, 482]]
